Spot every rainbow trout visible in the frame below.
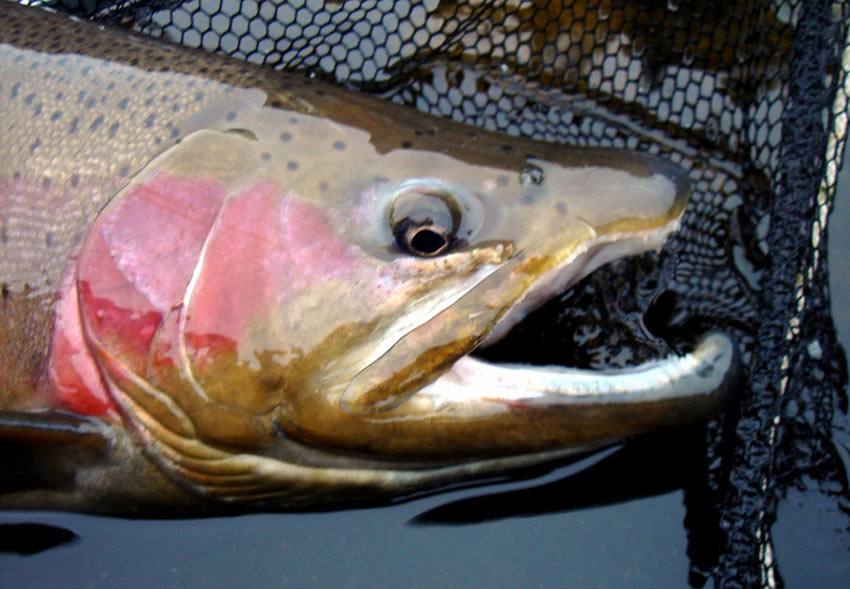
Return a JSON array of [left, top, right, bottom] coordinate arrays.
[[0, 3, 738, 514]]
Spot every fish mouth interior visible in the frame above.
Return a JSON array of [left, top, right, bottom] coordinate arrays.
[[477, 223, 678, 353]]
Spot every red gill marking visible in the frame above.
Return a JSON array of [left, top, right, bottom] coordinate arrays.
[[44, 172, 228, 416]]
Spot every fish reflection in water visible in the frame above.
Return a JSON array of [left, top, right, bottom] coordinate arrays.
[[0, 2, 738, 515]]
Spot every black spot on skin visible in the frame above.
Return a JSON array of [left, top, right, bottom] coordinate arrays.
[[170, 127, 180, 139], [401, 141, 412, 149], [29, 138, 40, 154], [319, 181, 329, 191], [555, 201, 568, 215], [117, 97, 128, 110], [522, 194, 535, 205], [332, 141, 346, 150], [85, 98, 95, 110], [70, 174, 79, 188], [45, 231, 54, 247], [289, 116, 298, 124], [119, 165, 129, 177], [55, 91, 63, 100], [10, 83, 19, 98], [23, 92, 35, 105], [414, 129, 423, 137], [497, 175, 510, 186], [42, 177, 51, 190], [280, 132, 292, 142], [261, 152, 271, 161], [144, 113, 156, 128], [500, 144, 513, 153], [374, 175, 389, 183], [90, 115, 104, 132], [1, 283, 8, 298], [107, 81, 116, 91], [287, 161, 299, 171], [109, 122, 120, 138], [51, 110, 62, 122], [226, 111, 237, 122], [70, 117, 79, 133], [194, 92, 204, 101]]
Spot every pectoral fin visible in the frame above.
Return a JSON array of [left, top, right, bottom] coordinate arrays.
[[0, 410, 110, 495]]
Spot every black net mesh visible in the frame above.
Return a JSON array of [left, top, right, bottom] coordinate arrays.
[[17, 0, 850, 586]]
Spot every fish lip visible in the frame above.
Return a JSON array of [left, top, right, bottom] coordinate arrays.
[[420, 332, 740, 415]]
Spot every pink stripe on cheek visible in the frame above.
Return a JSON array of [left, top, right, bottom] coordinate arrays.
[[186, 181, 357, 342], [43, 174, 359, 415], [279, 196, 358, 283], [100, 173, 227, 310]]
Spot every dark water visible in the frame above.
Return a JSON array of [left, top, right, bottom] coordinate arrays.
[[0, 447, 696, 588], [1, 145, 849, 589]]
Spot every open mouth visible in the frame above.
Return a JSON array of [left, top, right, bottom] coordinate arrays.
[[415, 226, 740, 422]]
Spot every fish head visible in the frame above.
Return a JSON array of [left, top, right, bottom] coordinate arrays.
[[66, 101, 730, 496]]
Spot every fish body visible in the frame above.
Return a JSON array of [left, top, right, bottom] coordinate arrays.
[[0, 2, 738, 514]]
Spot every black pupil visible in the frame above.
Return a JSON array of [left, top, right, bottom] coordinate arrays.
[[409, 227, 447, 255]]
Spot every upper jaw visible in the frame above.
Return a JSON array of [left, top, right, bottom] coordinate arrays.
[[481, 218, 681, 347]]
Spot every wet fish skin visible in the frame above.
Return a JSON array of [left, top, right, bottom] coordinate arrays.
[[0, 2, 737, 514]]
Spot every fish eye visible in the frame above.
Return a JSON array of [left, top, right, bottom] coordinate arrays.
[[389, 187, 461, 257]]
